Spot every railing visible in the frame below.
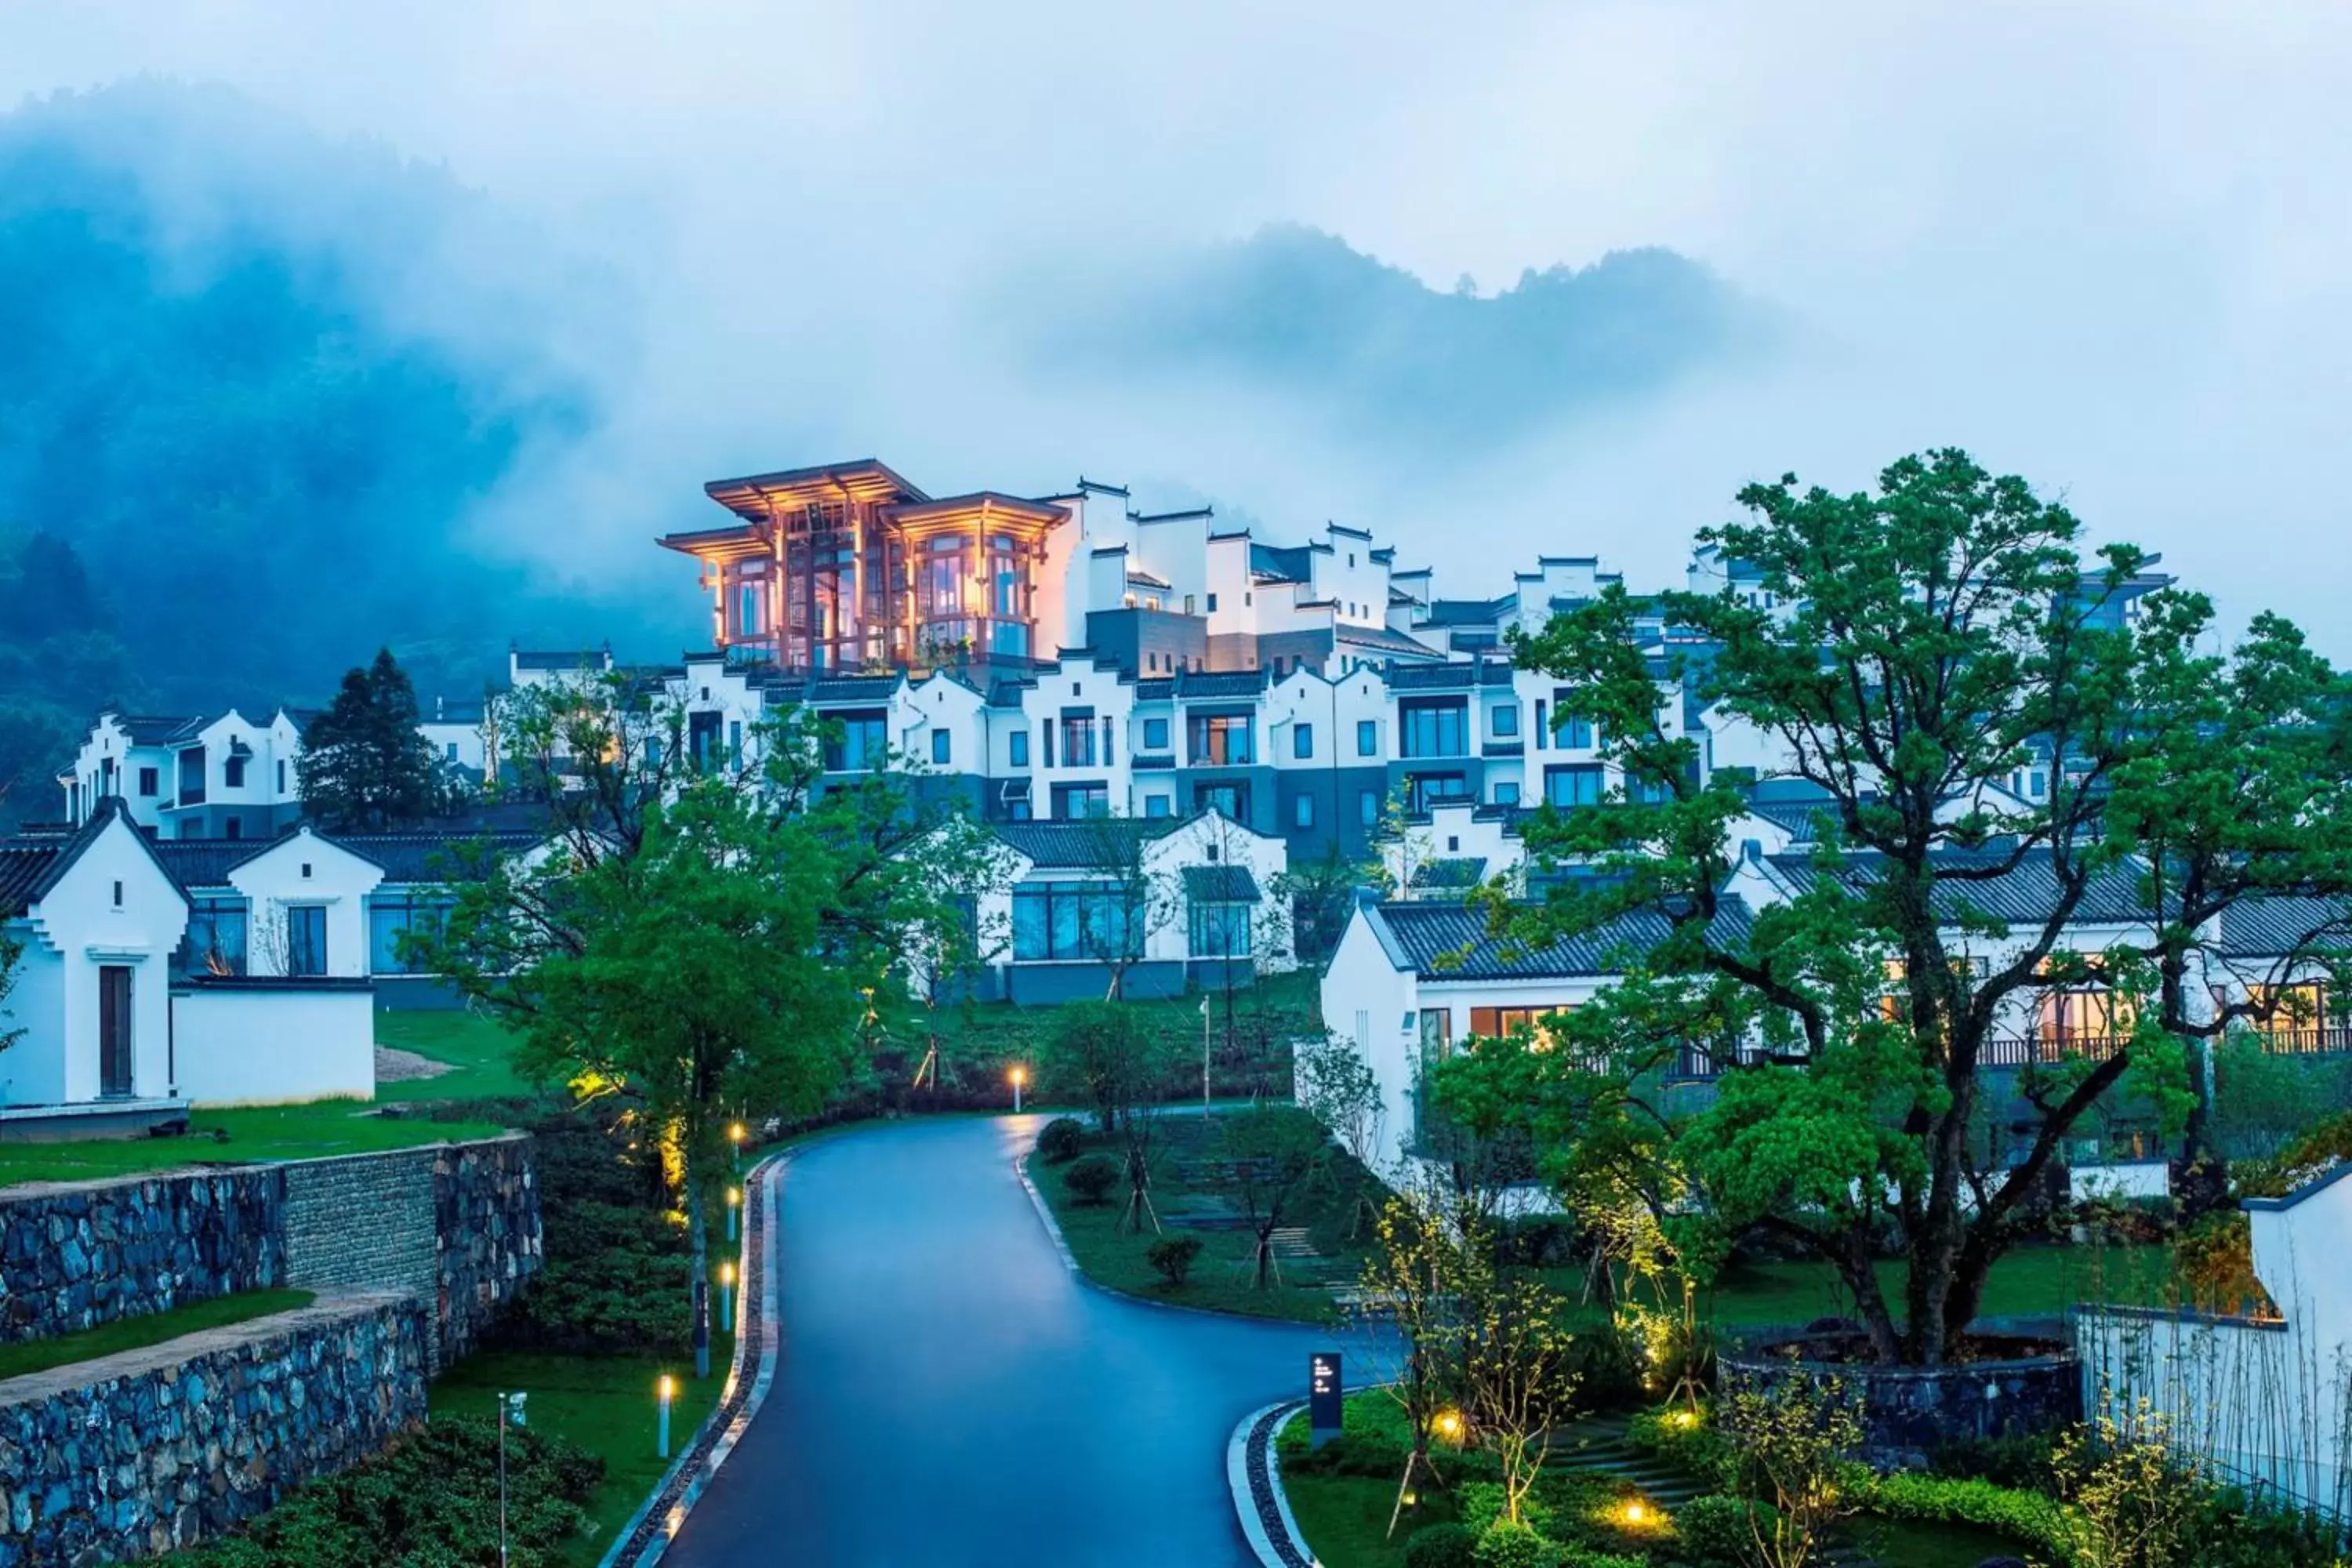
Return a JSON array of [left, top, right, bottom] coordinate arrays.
[[1979, 1033, 2129, 1069], [2238, 1025, 2352, 1056], [1669, 1026, 2352, 1084]]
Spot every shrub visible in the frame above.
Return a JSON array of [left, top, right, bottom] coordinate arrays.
[[1671, 1494, 1765, 1566], [1863, 1472, 2069, 1562], [1474, 1519, 1563, 1568], [1036, 1116, 1087, 1163], [1062, 1152, 1119, 1205], [178, 1417, 603, 1567], [1926, 1431, 2060, 1494], [1403, 1523, 1478, 1568], [1626, 1405, 1732, 1486], [1145, 1234, 1204, 1287]]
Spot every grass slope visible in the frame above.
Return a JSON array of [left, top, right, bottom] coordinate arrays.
[[0, 1288, 316, 1383]]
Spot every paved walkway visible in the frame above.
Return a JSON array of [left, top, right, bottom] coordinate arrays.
[[662, 1114, 1355, 1567]]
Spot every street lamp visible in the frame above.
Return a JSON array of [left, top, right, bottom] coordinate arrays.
[[729, 1122, 746, 1174], [1009, 1065, 1025, 1114], [726, 1185, 742, 1243], [495, 1391, 528, 1567], [719, 1261, 738, 1334], [657, 1374, 675, 1458]]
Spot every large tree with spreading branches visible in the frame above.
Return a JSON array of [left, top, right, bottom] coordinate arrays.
[[1434, 448, 2352, 1366]]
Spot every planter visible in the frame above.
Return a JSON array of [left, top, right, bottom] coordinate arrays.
[[1719, 1316, 2081, 1466]]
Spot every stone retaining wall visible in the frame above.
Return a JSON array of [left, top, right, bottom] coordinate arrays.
[[0, 1290, 428, 1566], [0, 1132, 539, 1367], [0, 1170, 284, 1345]]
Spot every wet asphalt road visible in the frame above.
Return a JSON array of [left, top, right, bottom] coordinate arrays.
[[664, 1113, 1353, 1568]]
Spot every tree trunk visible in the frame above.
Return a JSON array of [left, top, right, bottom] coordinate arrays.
[[686, 1166, 711, 1379]]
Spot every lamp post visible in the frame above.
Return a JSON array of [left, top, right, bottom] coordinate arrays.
[[1200, 995, 1211, 1112], [719, 1261, 737, 1334], [1010, 1065, 1025, 1114], [657, 1374, 674, 1458], [726, 1185, 741, 1243], [495, 1390, 528, 1568], [728, 1121, 746, 1175]]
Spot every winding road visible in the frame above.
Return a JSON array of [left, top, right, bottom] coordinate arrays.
[[663, 1113, 1351, 1567]]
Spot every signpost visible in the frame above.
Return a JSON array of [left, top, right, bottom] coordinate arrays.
[[1309, 1351, 1344, 1450]]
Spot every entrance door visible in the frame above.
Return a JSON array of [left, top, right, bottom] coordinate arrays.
[[98, 964, 134, 1098]]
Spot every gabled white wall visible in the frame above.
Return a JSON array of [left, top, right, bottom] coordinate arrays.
[[227, 828, 385, 980], [1316, 905, 1417, 1173]]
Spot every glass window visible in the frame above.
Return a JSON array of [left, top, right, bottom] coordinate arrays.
[[1061, 718, 1098, 768], [1144, 793, 1172, 818], [186, 898, 249, 977], [822, 712, 888, 771], [1194, 782, 1247, 819], [1406, 773, 1469, 813], [1052, 782, 1109, 818], [1399, 699, 1467, 758], [368, 898, 447, 977], [1534, 699, 1547, 751], [138, 767, 158, 797], [1494, 781, 1521, 805], [224, 756, 246, 788], [1013, 882, 1143, 962], [1187, 713, 1253, 765], [1207, 593, 1218, 612], [1293, 793, 1315, 829], [1356, 719, 1378, 757], [1552, 690, 1595, 748], [1143, 717, 1170, 751], [285, 906, 328, 978], [1189, 902, 1253, 959], [1490, 704, 1519, 738], [1293, 723, 1314, 760], [1009, 730, 1029, 767], [931, 729, 952, 765], [1544, 764, 1605, 808], [1359, 789, 1381, 826]]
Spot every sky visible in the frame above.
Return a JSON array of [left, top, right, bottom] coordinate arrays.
[[5, 0, 2348, 647]]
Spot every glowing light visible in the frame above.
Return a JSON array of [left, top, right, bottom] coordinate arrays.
[[658, 1375, 675, 1401], [1010, 1066, 1027, 1087], [719, 1261, 735, 1287], [1623, 1501, 1647, 1525], [727, 1187, 742, 1208], [1670, 1410, 1698, 1429], [729, 1123, 746, 1145], [1433, 1410, 1463, 1439]]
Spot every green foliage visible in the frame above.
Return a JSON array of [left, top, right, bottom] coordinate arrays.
[[1036, 1000, 1169, 1134], [1471, 1519, 1562, 1568], [1402, 1522, 1477, 1568], [296, 648, 449, 830], [176, 1417, 604, 1567], [1624, 1405, 1731, 1485], [1863, 1472, 2071, 1561], [1062, 1152, 1118, 1205], [492, 1111, 695, 1356], [2211, 1037, 2352, 1160], [1145, 1233, 1204, 1287], [1719, 1373, 1867, 1568], [1034, 1116, 1087, 1163], [1670, 1494, 1769, 1566], [0, 925, 23, 1058]]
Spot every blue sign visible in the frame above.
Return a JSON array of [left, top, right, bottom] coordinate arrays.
[[1309, 1352, 1343, 1448]]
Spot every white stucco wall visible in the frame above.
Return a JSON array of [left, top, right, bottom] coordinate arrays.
[[17, 815, 189, 1104], [227, 829, 384, 980], [1316, 906, 1418, 1174], [171, 984, 377, 1105]]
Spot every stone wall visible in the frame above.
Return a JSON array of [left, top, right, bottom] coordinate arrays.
[[0, 1170, 284, 1345], [0, 1133, 539, 1367], [0, 1290, 428, 1566]]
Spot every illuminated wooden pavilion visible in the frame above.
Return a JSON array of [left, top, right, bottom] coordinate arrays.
[[659, 459, 1071, 673]]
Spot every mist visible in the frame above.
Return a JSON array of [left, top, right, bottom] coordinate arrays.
[[4, 0, 2350, 652]]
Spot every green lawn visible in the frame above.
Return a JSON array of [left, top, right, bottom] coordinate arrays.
[[376, 1008, 546, 1103], [0, 1100, 510, 1188], [1026, 1109, 1379, 1325], [0, 1288, 316, 1382], [428, 1334, 735, 1568]]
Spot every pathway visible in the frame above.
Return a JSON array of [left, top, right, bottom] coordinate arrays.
[[662, 1114, 1362, 1568]]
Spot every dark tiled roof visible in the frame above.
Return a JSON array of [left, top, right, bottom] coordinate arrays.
[[1410, 857, 1488, 890], [331, 831, 545, 884], [1134, 679, 1175, 702], [799, 674, 904, 704], [1174, 670, 1267, 699], [151, 840, 260, 888], [1249, 543, 1312, 583], [116, 714, 206, 745], [1375, 898, 1755, 981], [0, 842, 61, 919], [992, 818, 1183, 869], [1762, 848, 2156, 927], [1388, 661, 1493, 691], [1420, 596, 1512, 628], [1334, 624, 1443, 659], [2218, 895, 2352, 959], [512, 648, 610, 672], [1182, 866, 1261, 903]]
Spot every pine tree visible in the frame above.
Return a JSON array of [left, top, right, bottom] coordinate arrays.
[[297, 648, 439, 830]]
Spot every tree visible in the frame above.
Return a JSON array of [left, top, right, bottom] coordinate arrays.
[[1719, 1372, 1867, 1568], [1296, 1031, 1388, 1237], [1273, 843, 1371, 967], [2099, 601, 2352, 1203], [1073, 814, 1178, 1000], [1215, 1104, 1329, 1290], [1360, 1181, 1473, 1539], [1457, 1272, 1580, 1528], [2055, 1397, 2203, 1568], [1441, 449, 2328, 1366], [1036, 1000, 1167, 1138], [298, 648, 442, 830]]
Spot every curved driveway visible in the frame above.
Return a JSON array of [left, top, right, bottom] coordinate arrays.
[[665, 1113, 1352, 1567]]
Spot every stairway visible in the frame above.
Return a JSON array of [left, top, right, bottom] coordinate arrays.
[[1538, 1414, 1880, 1566]]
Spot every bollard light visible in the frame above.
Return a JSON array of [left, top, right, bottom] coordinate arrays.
[[1010, 1065, 1026, 1114], [719, 1261, 738, 1333], [657, 1374, 675, 1458], [729, 1121, 746, 1173], [726, 1185, 742, 1243]]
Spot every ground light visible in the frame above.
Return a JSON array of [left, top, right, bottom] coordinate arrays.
[[1432, 1408, 1464, 1443], [658, 1374, 675, 1458], [1010, 1065, 1026, 1113]]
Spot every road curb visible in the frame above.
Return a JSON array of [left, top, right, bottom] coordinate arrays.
[[597, 1149, 789, 1568], [1229, 1399, 1316, 1568]]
